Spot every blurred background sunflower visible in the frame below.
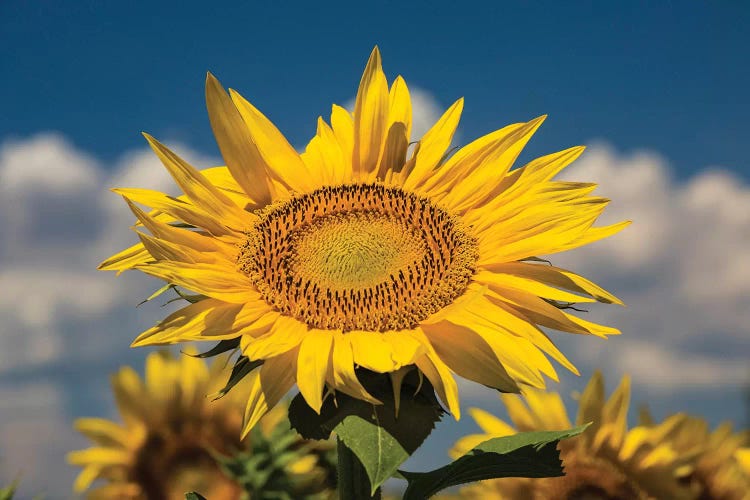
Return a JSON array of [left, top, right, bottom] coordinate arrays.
[[67, 350, 336, 499], [451, 371, 695, 499]]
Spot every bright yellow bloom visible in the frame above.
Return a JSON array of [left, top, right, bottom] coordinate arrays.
[[67, 351, 335, 499], [101, 47, 627, 434], [638, 410, 750, 500], [452, 372, 693, 499]]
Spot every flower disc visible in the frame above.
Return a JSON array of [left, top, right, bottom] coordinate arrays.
[[239, 183, 478, 331]]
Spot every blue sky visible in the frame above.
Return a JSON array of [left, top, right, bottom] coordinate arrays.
[[2, 1, 748, 177], [1, 1, 749, 497]]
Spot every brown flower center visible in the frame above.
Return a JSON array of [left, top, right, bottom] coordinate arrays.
[[238, 183, 477, 331]]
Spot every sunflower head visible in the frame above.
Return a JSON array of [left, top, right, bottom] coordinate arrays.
[[638, 409, 750, 500], [100, 46, 628, 435], [452, 371, 693, 500], [67, 351, 334, 499]]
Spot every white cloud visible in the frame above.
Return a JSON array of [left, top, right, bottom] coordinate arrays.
[[550, 144, 750, 390]]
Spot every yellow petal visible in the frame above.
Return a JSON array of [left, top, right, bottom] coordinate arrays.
[[577, 370, 605, 436], [329, 331, 380, 404], [421, 320, 520, 393], [73, 418, 130, 448], [98, 242, 151, 274], [348, 330, 397, 372], [134, 260, 259, 304], [469, 407, 516, 436], [401, 98, 464, 190], [296, 330, 334, 413], [440, 116, 546, 211], [142, 133, 249, 228], [353, 47, 389, 179], [330, 104, 354, 166], [133, 298, 258, 346], [230, 89, 317, 192], [481, 262, 623, 305], [376, 76, 412, 179], [412, 328, 461, 419], [241, 314, 307, 360], [475, 269, 596, 304], [112, 188, 232, 236], [66, 447, 131, 467], [71, 464, 103, 493], [205, 72, 273, 205]]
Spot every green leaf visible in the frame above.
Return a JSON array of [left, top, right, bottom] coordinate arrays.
[[400, 424, 590, 499], [288, 369, 443, 494], [184, 493, 207, 500]]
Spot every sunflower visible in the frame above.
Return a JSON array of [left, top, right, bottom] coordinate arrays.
[[67, 351, 335, 499], [100, 46, 628, 434], [638, 409, 750, 500], [451, 371, 693, 499]]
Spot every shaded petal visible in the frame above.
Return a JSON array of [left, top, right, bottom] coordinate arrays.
[[116, 188, 236, 237], [376, 76, 412, 179], [421, 320, 520, 393]]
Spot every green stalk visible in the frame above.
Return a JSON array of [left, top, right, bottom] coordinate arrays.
[[337, 437, 381, 500]]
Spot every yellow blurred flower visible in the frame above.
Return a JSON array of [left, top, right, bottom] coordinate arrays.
[[451, 371, 692, 499], [639, 409, 750, 500], [67, 351, 334, 499], [101, 46, 627, 434]]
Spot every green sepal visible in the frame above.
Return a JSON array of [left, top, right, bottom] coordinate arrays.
[[185, 338, 241, 359], [137, 283, 174, 307], [399, 424, 590, 499], [184, 493, 207, 500], [211, 356, 263, 400], [289, 369, 444, 494]]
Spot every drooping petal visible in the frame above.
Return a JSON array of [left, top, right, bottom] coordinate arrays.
[[296, 330, 334, 413], [328, 331, 380, 404], [241, 349, 297, 437]]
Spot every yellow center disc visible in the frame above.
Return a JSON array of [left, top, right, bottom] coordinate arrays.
[[239, 183, 477, 331]]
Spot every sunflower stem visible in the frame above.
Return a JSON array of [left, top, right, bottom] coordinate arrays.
[[337, 436, 381, 500]]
